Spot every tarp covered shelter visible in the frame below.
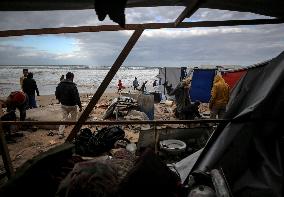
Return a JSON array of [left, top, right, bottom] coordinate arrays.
[[222, 70, 247, 90], [189, 69, 216, 103], [158, 67, 182, 91], [191, 51, 284, 197]]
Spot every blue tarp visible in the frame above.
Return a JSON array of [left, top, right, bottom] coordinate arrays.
[[189, 69, 216, 103]]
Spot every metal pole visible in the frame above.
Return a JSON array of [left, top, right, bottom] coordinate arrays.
[[66, 28, 144, 142], [0, 119, 230, 125], [0, 122, 14, 178]]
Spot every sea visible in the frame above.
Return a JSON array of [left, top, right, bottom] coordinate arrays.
[[0, 65, 159, 97]]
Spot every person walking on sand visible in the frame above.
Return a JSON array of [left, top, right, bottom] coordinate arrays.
[[209, 74, 230, 119], [133, 77, 139, 90], [22, 72, 40, 109], [20, 68, 28, 90], [55, 72, 82, 139]]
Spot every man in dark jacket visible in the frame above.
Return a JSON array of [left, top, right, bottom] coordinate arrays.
[[55, 72, 82, 139], [22, 72, 40, 109]]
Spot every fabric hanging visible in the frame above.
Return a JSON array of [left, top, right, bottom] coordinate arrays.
[[189, 69, 216, 103]]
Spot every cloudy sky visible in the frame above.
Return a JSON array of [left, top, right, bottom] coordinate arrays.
[[0, 7, 283, 67]]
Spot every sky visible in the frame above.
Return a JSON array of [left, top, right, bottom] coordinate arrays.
[[0, 7, 283, 67]]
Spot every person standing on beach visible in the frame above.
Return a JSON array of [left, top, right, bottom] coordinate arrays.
[[139, 80, 148, 93], [20, 68, 28, 90], [55, 72, 82, 139], [133, 77, 139, 90], [209, 74, 230, 119], [60, 75, 65, 81], [22, 72, 40, 109]]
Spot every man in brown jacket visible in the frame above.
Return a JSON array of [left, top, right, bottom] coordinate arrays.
[[209, 74, 230, 118]]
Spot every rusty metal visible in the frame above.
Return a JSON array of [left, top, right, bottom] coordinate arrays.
[[0, 122, 14, 178], [0, 19, 283, 37], [0, 119, 228, 125], [66, 28, 144, 142]]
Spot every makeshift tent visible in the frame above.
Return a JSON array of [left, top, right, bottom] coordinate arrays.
[[189, 69, 216, 103], [222, 70, 247, 90], [158, 67, 182, 88], [157, 67, 188, 96], [191, 51, 284, 197]]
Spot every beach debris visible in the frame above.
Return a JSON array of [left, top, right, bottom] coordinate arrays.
[[75, 126, 125, 157], [103, 96, 138, 119]]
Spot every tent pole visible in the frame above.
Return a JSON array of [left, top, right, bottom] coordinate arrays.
[[66, 28, 144, 142]]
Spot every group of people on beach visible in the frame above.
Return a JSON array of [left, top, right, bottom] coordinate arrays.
[[0, 67, 229, 143], [117, 77, 158, 93], [0, 69, 82, 142], [162, 73, 230, 120]]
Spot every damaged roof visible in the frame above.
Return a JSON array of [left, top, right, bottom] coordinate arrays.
[[0, 0, 284, 18]]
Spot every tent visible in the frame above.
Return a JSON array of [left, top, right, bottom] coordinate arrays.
[[191, 51, 284, 197], [157, 67, 187, 95]]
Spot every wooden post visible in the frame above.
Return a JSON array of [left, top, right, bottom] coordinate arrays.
[[66, 28, 144, 142], [0, 19, 283, 37], [174, 0, 202, 27], [0, 122, 14, 178]]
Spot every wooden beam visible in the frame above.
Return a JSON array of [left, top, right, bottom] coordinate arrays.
[[65, 28, 144, 142], [0, 19, 283, 37], [174, 0, 202, 27], [0, 123, 14, 178]]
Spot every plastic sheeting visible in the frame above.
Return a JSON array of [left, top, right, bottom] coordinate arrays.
[[192, 52, 284, 197], [189, 69, 216, 103], [222, 70, 247, 90]]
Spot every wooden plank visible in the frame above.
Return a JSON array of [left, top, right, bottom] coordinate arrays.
[[0, 19, 283, 37], [66, 28, 144, 142], [0, 123, 14, 178], [174, 0, 202, 27]]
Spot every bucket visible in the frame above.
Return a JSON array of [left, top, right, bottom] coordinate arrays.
[[159, 139, 186, 155]]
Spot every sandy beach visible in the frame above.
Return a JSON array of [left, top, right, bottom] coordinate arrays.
[[1, 92, 138, 171], [1, 91, 209, 172]]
